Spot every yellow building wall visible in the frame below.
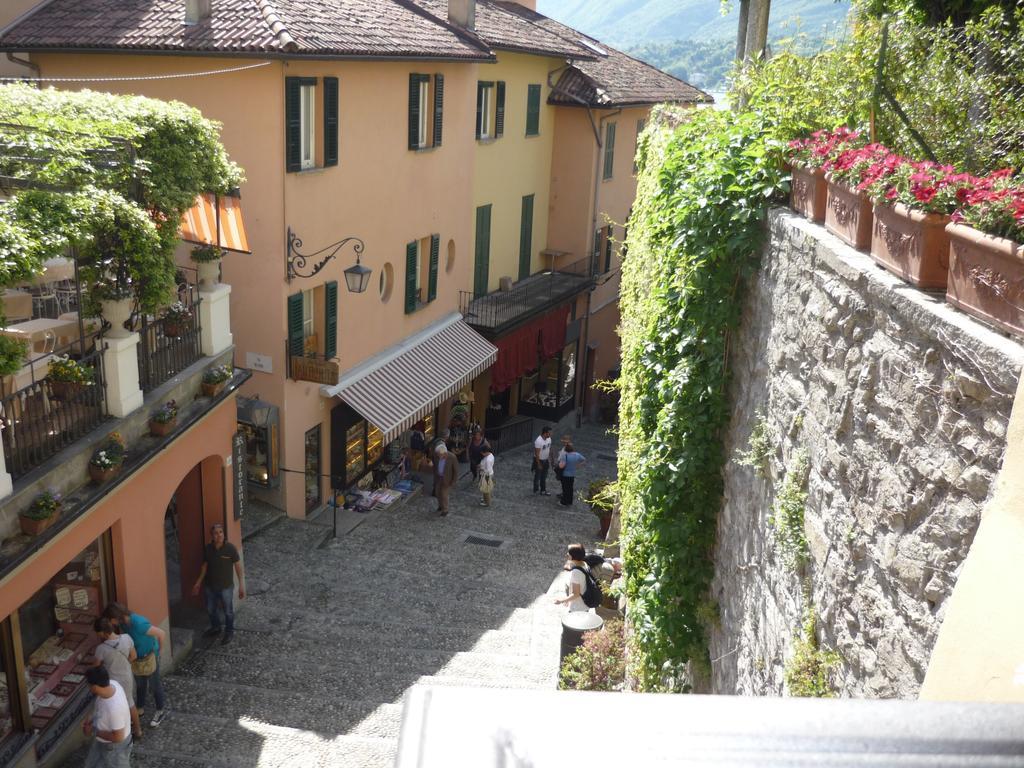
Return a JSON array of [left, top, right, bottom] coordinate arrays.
[[0, 0, 42, 78], [472, 52, 559, 290]]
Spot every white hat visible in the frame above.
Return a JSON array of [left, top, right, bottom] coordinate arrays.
[[435, 443, 446, 455]]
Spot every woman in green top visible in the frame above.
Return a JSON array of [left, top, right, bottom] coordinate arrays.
[[103, 602, 168, 728]]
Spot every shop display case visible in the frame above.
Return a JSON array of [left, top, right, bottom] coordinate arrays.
[[345, 421, 366, 484], [237, 397, 280, 488], [366, 425, 384, 466]]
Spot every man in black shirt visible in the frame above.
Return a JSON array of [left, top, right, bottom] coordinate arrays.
[[191, 523, 245, 645]]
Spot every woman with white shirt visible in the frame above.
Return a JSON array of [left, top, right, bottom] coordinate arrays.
[[555, 543, 590, 612], [478, 445, 495, 506]]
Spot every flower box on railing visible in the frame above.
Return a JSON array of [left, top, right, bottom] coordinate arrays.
[[870, 203, 950, 290], [790, 164, 826, 222], [825, 176, 873, 250], [945, 221, 1024, 337]]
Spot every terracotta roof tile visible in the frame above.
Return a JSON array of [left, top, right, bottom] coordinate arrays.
[[0, 0, 493, 60]]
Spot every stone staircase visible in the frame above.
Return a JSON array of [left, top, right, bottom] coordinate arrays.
[[73, 432, 611, 768]]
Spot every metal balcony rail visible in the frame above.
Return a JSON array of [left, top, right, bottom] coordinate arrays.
[[0, 331, 107, 480], [459, 258, 592, 331], [484, 415, 535, 456], [137, 269, 203, 394]]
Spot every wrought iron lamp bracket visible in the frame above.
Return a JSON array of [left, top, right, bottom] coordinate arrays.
[[286, 226, 366, 282]]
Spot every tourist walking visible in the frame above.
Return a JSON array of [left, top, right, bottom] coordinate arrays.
[[92, 618, 142, 739], [83, 666, 132, 767], [558, 444, 586, 507], [532, 426, 552, 495], [467, 428, 489, 481], [191, 522, 246, 645], [478, 445, 495, 506], [554, 543, 591, 612], [433, 443, 458, 516], [102, 602, 167, 728]]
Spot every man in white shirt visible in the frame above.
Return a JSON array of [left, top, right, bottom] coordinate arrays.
[[84, 666, 132, 768], [532, 426, 553, 495]]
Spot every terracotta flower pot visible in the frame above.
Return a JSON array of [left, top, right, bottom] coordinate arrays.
[[596, 510, 612, 539], [945, 222, 1024, 337], [790, 164, 827, 223], [48, 380, 83, 401], [89, 463, 121, 484], [19, 512, 57, 536], [201, 380, 225, 397], [149, 418, 177, 437], [163, 320, 186, 338], [825, 177, 873, 250], [870, 203, 950, 290]]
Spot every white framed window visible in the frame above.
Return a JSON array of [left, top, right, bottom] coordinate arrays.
[[412, 240, 422, 299], [479, 84, 493, 139], [300, 83, 316, 170], [418, 79, 430, 148], [302, 288, 315, 339]]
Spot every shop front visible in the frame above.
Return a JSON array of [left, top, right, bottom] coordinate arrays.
[[322, 314, 496, 504]]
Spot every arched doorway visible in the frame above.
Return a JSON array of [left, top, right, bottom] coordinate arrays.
[[165, 456, 226, 632]]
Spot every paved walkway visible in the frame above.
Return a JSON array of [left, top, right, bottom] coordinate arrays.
[[70, 420, 617, 767]]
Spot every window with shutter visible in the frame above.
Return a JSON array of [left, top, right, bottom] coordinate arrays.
[[433, 74, 444, 147], [287, 291, 304, 358], [409, 74, 420, 150], [285, 77, 302, 172], [495, 81, 505, 138], [525, 84, 541, 137], [427, 234, 439, 302], [324, 280, 338, 358], [405, 241, 418, 314], [476, 82, 494, 139], [474, 205, 491, 297], [519, 194, 534, 280], [634, 118, 646, 174], [591, 229, 602, 276], [603, 122, 616, 180], [603, 225, 614, 273], [323, 77, 339, 167]]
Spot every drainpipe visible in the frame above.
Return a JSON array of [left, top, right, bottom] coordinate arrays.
[[5, 53, 40, 81]]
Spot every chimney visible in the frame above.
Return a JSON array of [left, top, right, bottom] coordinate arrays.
[[184, 0, 212, 25], [509, 0, 536, 8], [448, 0, 476, 30]]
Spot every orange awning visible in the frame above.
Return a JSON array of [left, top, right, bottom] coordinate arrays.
[[180, 193, 251, 254]]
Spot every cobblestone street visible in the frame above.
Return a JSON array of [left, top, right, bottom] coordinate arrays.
[[73, 421, 617, 768]]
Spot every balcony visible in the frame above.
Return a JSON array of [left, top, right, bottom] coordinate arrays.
[[459, 257, 593, 337]]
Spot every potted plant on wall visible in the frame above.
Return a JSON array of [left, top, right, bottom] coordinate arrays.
[[787, 128, 862, 223], [586, 478, 616, 539], [20, 489, 61, 536], [89, 432, 125, 484], [162, 301, 193, 338], [47, 355, 94, 400], [191, 244, 223, 289], [201, 364, 232, 397], [149, 400, 178, 436], [946, 169, 1024, 336], [823, 143, 888, 249]]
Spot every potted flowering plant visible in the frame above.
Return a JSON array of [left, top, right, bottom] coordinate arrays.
[[586, 478, 616, 539], [823, 143, 889, 249], [947, 169, 1024, 336], [162, 301, 193, 338], [201, 364, 232, 397], [787, 127, 862, 223], [47, 356, 94, 400], [20, 489, 61, 536], [149, 400, 178, 436], [860, 157, 977, 289], [191, 244, 223, 288], [89, 432, 126, 484]]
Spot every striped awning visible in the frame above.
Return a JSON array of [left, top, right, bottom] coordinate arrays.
[[179, 193, 251, 254], [322, 314, 497, 442]]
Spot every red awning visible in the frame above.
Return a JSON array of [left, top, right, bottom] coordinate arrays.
[[490, 304, 570, 393], [179, 193, 251, 254]]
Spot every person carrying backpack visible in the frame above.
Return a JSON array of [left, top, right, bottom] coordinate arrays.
[[555, 543, 602, 612]]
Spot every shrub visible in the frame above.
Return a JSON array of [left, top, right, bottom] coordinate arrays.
[[736, 411, 773, 479], [0, 334, 28, 376], [559, 618, 626, 691], [586, 478, 616, 515], [770, 449, 810, 569], [784, 608, 840, 697], [190, 244, 224, 263]]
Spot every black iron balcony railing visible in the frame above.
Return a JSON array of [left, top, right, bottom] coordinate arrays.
[[137, 270, 203, 393], [459, 258, 592, 333], [0, 332, 107, 480]]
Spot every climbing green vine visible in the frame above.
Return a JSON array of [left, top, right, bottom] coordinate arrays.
[[784, 607, 840, 697], [618, 106, 788, 690], [770, 448, 810, 569]]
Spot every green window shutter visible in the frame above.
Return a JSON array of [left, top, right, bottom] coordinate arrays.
[[285, 77, 302, 172], [603, 225, 614, 273], [525, 84, 540, 136], [408, 73, 421, 150], [287, 291, 304, 356], [495, 81, 505, 138], [427, 234, 440, 302], [603, 122, 616, 180], [591, 229, 602, 276], [474, 205, 491, 297], [405, 241, 418, 314], [433, 74, 444, 148], [324, 280, 338, 358], [323, 77, 339, 167], [518, 194, 534, 280], [475, 82, 483, 140]]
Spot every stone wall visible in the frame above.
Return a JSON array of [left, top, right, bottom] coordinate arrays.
[[708, 209, 1024, 699]]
